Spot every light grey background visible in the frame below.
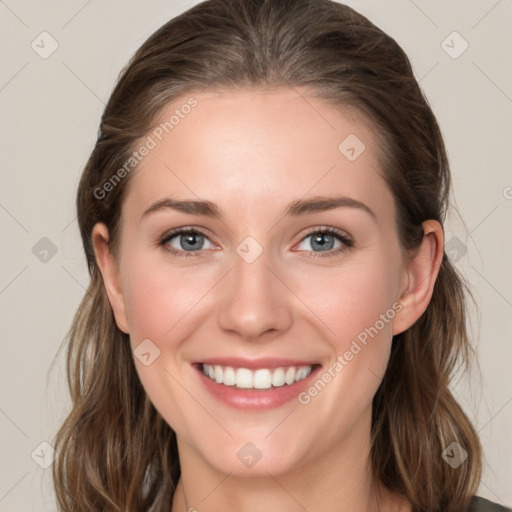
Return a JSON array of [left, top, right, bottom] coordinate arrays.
[[1, 0, 511, 510]]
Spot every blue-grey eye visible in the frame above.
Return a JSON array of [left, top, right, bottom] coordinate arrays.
[[298, 231, 343, 252], [163, 230, 214, 252]]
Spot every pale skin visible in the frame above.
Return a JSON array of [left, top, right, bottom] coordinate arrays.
[[92, 87, 443, 512]]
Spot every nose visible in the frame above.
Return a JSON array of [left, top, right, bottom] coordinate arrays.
[[217, 246, 293, 342]]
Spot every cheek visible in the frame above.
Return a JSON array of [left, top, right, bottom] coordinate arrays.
[[121, 259, 212, 435], [292, 261, 399, 425], [293, 250, 401, 409], [298, 254, 400, 346], [122, 259, 212, 342]]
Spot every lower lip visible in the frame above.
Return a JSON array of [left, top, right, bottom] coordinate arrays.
[[193, 364, 322, 410]]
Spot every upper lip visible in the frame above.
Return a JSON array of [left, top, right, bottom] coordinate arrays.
[[196, 357, 320, 370]]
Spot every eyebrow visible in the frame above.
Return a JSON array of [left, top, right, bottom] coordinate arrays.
[[140, 195, 376, 222]]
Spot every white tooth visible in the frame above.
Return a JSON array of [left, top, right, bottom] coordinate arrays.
[[271, 368, 286, 387], [285, 367, 296, 385], [295, 366, 310, 382], [214, 365, 223, 384], [236, 368, 253, 388], [253, 369, 272, 389], [223, 366, 236, 386], [202, 364, 313, 388]]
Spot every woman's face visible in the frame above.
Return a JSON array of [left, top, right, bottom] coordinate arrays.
[[93, 87, 435, 478]]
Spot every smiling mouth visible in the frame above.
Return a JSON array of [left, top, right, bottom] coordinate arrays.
[[198, 363, 321, 390]]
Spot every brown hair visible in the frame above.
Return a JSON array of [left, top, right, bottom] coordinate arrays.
[[51, 0, 483, 510]]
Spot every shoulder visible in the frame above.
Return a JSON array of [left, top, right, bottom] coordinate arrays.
[[467, 496, 512, 512]]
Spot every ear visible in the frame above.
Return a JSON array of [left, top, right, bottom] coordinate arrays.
[[91, 222, 130, 334], [392, 220, 444, 336]]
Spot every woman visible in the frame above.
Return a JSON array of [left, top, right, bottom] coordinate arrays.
[[51, 0, 511, 511]]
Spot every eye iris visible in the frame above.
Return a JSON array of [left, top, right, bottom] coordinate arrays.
[[311, 232, 334, 251], [181, 232, 203, 250]]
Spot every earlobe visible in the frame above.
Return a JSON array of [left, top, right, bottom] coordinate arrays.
[[392, 220, 444, 336], [91, 223, 130, 334]]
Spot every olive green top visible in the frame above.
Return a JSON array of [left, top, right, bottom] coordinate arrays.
[[469, 496, 512, 511]]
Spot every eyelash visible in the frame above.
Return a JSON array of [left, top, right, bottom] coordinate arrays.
[[157, 226, 354, 260]]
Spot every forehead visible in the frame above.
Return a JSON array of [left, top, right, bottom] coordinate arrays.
[[123, 87, 393, 224]]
